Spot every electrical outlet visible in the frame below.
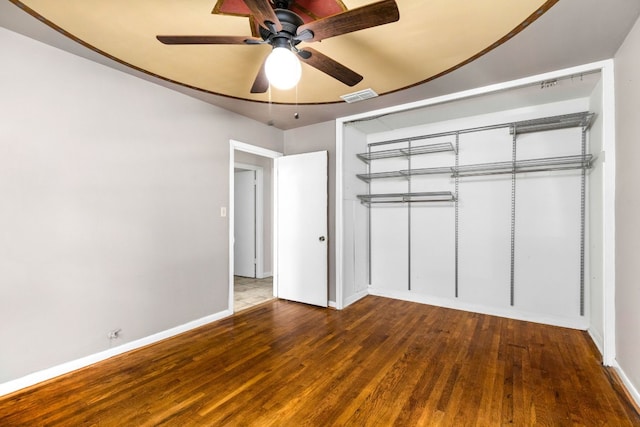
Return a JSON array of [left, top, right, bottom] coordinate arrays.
[[107, 328, 122, 340]]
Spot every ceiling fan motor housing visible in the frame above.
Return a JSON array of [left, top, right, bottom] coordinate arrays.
[[259, 9, 304, 47]]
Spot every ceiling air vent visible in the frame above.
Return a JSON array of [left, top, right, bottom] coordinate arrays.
[[340, 88, 378, 103]]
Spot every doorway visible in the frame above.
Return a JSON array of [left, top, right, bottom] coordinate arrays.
[[233, 166, 260, 278], [229, 140, 329, 312], [230, 141, 282, 312], [233, 162, 273, 311]]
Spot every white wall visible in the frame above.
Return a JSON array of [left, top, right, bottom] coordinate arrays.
[[0, 27, 283, 385], [349, 99, 593, 329], [614, 14, 640, 405], [341, 125, 370, 306], [283, 122, 337, 301]]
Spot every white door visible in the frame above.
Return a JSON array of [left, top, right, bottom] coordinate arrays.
[[234, 170, 256, 278], [276, 151, 328, 307]]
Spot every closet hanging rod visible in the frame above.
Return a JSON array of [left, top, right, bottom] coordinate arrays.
[[356, 155, 592, 182], [367, 125, 504, 147], [455, 154, 593, 177], [365, 111, 595, 148], [368, 131, 467, 147], [357, 191, 456, 205], [356, 166, 454, 182]]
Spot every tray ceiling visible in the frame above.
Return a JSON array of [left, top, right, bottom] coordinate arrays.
[[10, 0, 556, 105]]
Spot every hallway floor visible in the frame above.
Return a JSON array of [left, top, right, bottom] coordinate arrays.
[[234, 276, 274, 312]]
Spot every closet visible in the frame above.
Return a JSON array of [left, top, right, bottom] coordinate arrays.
[[339, 69, 608, 336]]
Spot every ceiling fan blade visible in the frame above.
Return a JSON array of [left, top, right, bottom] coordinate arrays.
[[250, 57, 269, 93], [243, 0, 282, 32], [156, 35, 261, 45], [298, 47, 363, 87], [297, 0, 399, 42]]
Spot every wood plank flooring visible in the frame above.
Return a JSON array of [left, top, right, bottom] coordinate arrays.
[[1, 296, 638, 426]]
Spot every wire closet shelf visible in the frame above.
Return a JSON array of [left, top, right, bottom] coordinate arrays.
[[355, 112, 595, 200]]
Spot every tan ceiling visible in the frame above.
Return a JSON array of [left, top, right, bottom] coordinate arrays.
[[12, 0, 554, 105]]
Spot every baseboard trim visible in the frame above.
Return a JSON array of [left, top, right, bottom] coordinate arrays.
[[368, 287, 589, 330], [611, 360, 640, 413], [343, 289, 368, 309], [0, 309, 233, 397], [588, 327, 605, 358]]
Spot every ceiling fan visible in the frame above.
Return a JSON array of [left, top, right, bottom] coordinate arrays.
[[156, 0, 400, 93]]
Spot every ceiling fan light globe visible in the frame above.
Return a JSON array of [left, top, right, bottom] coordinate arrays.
[[265, 47, 301, 90]]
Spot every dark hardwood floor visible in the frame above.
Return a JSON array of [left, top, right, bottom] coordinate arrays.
[[1, 296, 638, 426]]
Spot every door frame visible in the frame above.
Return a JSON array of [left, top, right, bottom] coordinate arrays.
[[229, 140, 283, 313], [234, 163, 264, 279]]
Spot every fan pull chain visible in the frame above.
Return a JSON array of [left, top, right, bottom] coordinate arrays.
[[268, 84, 272, 121], [294, 83, 299, 120]]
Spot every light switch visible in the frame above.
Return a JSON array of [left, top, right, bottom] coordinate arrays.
[[221, 207, 227, 217]]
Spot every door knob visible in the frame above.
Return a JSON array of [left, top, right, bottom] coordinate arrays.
[[319, 236, 325, 242]]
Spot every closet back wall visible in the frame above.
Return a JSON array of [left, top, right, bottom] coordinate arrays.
[[362, 99, 593, 329]]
